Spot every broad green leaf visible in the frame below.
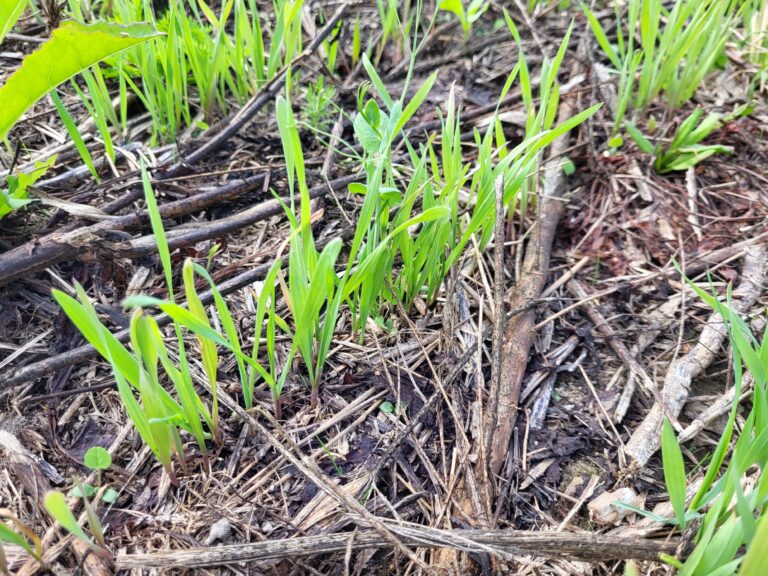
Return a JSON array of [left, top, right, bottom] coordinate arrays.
[[0, 0, 26, 45], [363, 99, 381, 127], [354, 112, 382, 153], [43, 491, 94, 547], [380, 401, 395, 413], [0, 21, 160, 140]]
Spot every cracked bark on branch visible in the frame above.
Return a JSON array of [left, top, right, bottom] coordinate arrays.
[[625, 244, 768, 467], [115, 525, 677, 570]]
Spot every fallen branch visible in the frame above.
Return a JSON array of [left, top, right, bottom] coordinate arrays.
[[566, 278, 671, 429], [115, 524, 677, 570], [0, 6, 349, 288], [625, 244, 768, 467], [116, 175, 358, 257], [0, 172, 268, 287], [433, 65, 585, 574], [0, 258, 267, 390], [213, 392, 430, 571], [0, 201, 357, 391], [678, 373, 754, 443], [487, 93, 579, 478]]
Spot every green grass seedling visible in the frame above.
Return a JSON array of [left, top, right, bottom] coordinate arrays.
[[445, 38, 600, 272], [640, 273, 768, 575], [182, 259, 292, 417], [276, 94, 345, 407], [390, 87, 467, 310], [345, 56, 439, 334], [661, 418, 688, 530], [182, 260, 220, 439], [626, 108, 733, 173], [583, 0, 741, 130], [141, 163, 217, 447], [375, 0, 409, 65], [247, 260, 293, 416], [53, 165, 246, 478], [0, 511, 43, 572], [43, 491, 110, 561], [55, 284, 188, 481], [50, 91, 98, 180], [439, 0, 489, 40], [103, 0, 303, 143]]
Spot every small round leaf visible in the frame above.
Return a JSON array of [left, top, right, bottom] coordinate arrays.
[[380, 401, 395, 414], [83, 447, 112, 471], [101, 488, 120, 504]]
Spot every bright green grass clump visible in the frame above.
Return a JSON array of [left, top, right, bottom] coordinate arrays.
[[53, 11, 599, 481], [583, 0, 741, 130], [67, 0, 305, 144]]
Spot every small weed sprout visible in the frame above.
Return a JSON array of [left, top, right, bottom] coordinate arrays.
[[302, 77, 337, 134], [626, 107, 734, 173], [439, 0, 489, 39], [44, 491, 111, 562]]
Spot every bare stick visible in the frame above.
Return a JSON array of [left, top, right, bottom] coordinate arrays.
[[487, 95, 578, 476], [625, 244, 768, 467], [115, 525, 677, 570], [0, 200, 355, 391]]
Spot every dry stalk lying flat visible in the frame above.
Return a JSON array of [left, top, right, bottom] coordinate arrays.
[[161, 3, 349, 178], [0, 176, 357, 391], [0, 6, 349, 289], [115, 524, 677, 570]]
